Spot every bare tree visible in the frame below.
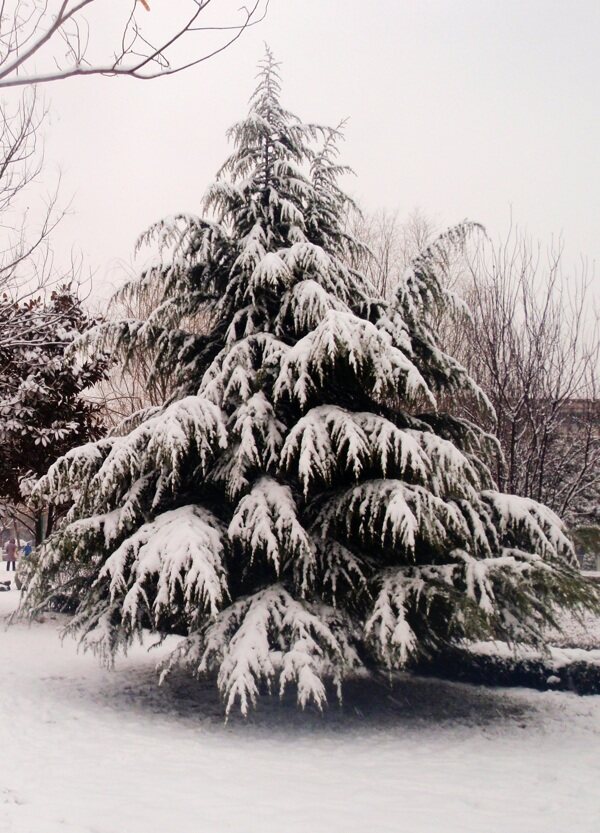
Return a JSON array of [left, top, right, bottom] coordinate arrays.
[[0, 88, 86, 350], [353, 207, 599, 528], [349, 207, 468, 299], [93, 276, 177, 427], [91, 248, 215, 429], [458, 229, 599, 527], [0, 0, 268, 88]]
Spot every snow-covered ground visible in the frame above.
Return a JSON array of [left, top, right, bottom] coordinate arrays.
[[1, 589, 600, 833]]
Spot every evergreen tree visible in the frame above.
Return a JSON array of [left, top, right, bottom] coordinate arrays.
[[23, 52, 597, 715], [0, 287, 107, 543]]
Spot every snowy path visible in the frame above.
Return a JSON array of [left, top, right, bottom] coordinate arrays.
[[1, 591, 599, 833]]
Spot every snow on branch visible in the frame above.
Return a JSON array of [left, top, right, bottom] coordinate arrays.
[[407, 429, 481, 500], [482, 491, 575, 563], [281, 243, 334, 284], [60, 475, 155, 556], [92, 396, 227, 508], [33, 437, 115, 506], [162, 585, 361, 716], [200, 333, 288, 406], [231, 393, 283, 470], [450, 547, 549, 615], [364, 556, 504, 666], [35, 396, 227, 513], [317, 540, 370, 608], [396, 221, 484, 324], [231, 222, 268, 277], [98, 505, 228, 630], [274, 310, 433, 408], [228, 477, 316, 594], [274, 279, 350, 338], [317, 479, 467, 555], [365, 544, 583, 669], [281, 405, 429, 495], [245, 252, 292, 305], [210, 393, 284, 498], [366, 571, 424, 666]]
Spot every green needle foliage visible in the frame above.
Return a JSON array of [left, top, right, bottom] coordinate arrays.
[[22, 51, 598, 715]]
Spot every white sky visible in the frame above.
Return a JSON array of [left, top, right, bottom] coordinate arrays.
[[38, 0, 600, 300]]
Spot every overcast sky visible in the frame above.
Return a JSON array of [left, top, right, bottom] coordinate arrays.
[[39, 0, 600, 300]]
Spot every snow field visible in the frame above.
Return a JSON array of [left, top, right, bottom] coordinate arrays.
[[1, 591, 600, 833]]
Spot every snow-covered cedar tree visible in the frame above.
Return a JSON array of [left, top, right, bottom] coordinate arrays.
[[0, 287, 108, 542], [22, 52, 598, 715]]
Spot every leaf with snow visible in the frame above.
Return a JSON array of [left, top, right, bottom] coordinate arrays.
[[90, 396, 227, 511]]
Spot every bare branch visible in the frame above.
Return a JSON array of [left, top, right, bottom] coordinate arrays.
[[459, 227, 599, 526], [0, 0, 269, 88]]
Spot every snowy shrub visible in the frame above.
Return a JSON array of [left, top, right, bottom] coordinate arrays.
[[21, 51, 598, 715], [416, 642, 600, 696]]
